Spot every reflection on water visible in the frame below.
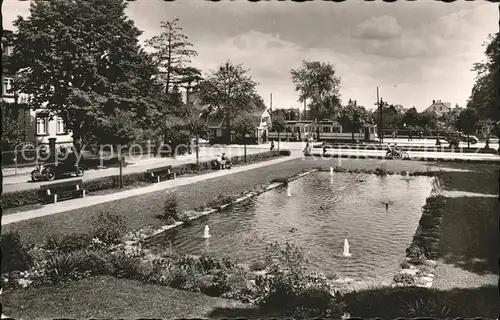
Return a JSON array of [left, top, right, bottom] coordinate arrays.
[[148, 172, 434, 282]]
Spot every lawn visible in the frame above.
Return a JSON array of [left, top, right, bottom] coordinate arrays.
[[2, 275, 254, 319]]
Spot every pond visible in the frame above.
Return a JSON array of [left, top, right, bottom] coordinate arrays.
[[147, 172, 434, 282]]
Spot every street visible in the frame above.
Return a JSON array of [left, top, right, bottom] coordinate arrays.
[[2, 146, 269, 193]]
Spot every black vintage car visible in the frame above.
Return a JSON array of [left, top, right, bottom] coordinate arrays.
[[31, 152, 86, 181]]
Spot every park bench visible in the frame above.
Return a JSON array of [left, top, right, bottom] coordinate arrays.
[[146, 165, 176, 183], [40, 179, 86, 204]]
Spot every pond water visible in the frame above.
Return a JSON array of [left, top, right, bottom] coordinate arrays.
[[148, 172, 434, 282]]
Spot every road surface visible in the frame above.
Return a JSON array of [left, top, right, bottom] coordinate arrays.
[[2, 146, 269, 193]]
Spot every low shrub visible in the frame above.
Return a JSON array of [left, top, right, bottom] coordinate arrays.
[[255, 242, 344, 317], [393, 273, 416, 286], [159, 194, 180, 224], [2, 189, 40, 209], [279, 150, 292, 156], [44, 250, 89, 283], [404, 296, 454, 317], [178, 212, 193, 226], [91, 212, 127, 245], [1, 232, 34, 274], [207, 194, 237, 210], [406, 196, 446, 260], [270, 177, 289, 184], [400, 260, 411, 269], [108, 252, 149, 281], [56, 233, 93, 253], [249, 260, 268, 271]]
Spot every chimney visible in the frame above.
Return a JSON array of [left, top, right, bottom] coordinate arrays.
[[355, 100, 357, 106], [432, 100, 435, 104]]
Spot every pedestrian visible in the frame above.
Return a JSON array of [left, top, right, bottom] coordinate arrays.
[[436, 133, 441, 146], [408, 130, 412, 141], [392, 130, 396, 139], [270, 140, 275, 151], [420, 131, 423, 139], [322, 141, 327, 156], [395, 130, 399, 139]]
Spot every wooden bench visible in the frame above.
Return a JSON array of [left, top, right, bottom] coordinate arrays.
[[146, 165, 176, 183], [40, 179, 86, 204]]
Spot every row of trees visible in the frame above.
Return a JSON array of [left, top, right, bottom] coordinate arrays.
[[7, 0, 265, 154]]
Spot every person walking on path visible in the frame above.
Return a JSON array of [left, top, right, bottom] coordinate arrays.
[[408, 130, 413, 141], [270, 140, 275, 151]]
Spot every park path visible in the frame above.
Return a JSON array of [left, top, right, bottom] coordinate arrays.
[[2, 154, 301, 225]]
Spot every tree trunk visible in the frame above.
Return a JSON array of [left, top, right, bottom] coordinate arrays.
[[72, 128, 83, 154], [226, 115, 231, 145], [244, 135, 247, 163], [352, 132, 355, 144], [195, 136, 200, 166], [277, 132, 280, 151], [467, 134, 470, 148]]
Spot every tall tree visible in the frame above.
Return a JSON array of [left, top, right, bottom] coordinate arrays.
[[291, 60, 341, 122], [11, 0, 160, 152], [456, 108, 480, 148], [402, 107, 420, 128], [338, 104, 370, 143], [198, 61, 259, 144], [466, 33, 500, 121], [146, 18, 198, 95]]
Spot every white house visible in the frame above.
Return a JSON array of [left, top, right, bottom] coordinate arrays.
[[2, 29, 72, 150], [205, 109, 272, 144], [424, 100, 452, 117]]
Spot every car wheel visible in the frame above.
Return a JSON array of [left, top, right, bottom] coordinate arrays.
[[45, 169, 56, 181], [76, 166, 85, 177]]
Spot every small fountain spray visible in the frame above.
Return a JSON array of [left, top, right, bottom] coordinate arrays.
[[203, 225, 211, 239], [330, 166, 334, 176], [342, 238, 352, 257], [287, 185, 292, 197]]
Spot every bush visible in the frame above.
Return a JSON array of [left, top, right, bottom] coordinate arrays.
[[2, 189, 40, 209], [404, 297, 453, 317], [1, 232, 34, 274], [207, 194, 237, 209], [393, 273, 416, 286], [44, 250, 89, 283], [279, 150, 292, 156], [249, 260, 268, 271], [91, 212, 127, 245], [108, 252, 148, 281], [159, 194, 180, 224], [56, 233, 93, 253]]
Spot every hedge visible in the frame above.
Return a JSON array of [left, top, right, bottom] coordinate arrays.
[[2, 150, 289, 210], [405, 195, 447, 260]]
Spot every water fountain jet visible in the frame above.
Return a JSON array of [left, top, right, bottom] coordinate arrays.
[[287, 185, 292, 197], [330, 167, 334, 176], [203, 225, 211, 239], [343, 238, 352, 257]]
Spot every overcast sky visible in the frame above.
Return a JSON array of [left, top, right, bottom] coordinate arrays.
[[3, 0, 498, 111]]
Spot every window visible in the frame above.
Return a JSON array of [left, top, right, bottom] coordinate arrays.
[[36, 115, 48, 135], [285, 127, 292, 133], [440, 106, 443, 111], [209, 128, 217, 137], [56, 116, 66, 134], [332, 127, 341, 133], [322, 126, 331, 133], [3, 77, 13, 95], [433, 106, 436, 111]]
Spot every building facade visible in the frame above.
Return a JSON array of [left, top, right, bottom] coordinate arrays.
[[2, 30, 72, 150], [424, 100, 452, 117]]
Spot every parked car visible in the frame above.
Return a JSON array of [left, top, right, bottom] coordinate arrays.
[[446, 132, 478, 145], [31, 152, 85, 181]]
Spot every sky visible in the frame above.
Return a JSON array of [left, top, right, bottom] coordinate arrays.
[[3, 0, 499, 112]]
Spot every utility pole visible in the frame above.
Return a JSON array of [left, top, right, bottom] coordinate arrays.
[[270, 93, 273, 114]]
